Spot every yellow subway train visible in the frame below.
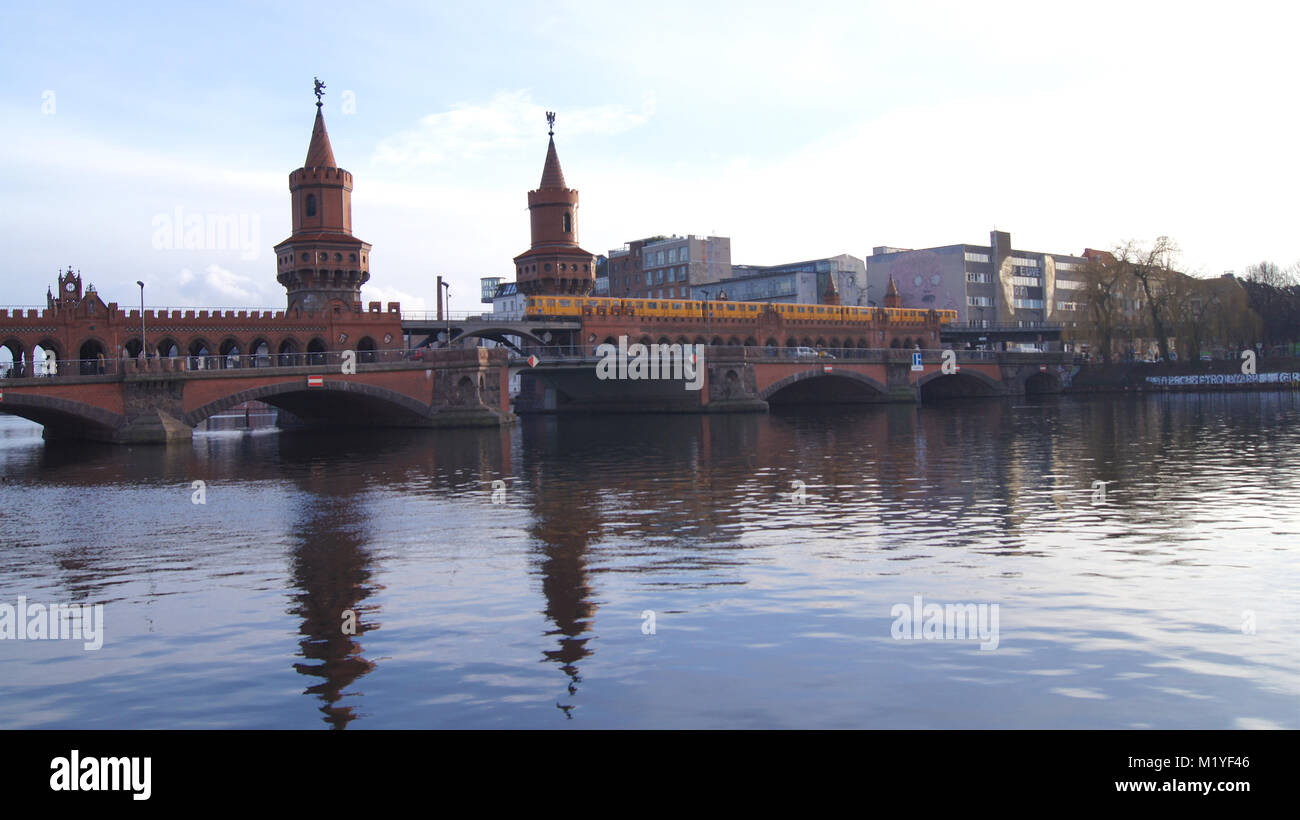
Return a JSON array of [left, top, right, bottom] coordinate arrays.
[[524, 295, 955, 326]]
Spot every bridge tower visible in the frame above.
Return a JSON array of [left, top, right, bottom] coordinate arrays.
[[274, 81, 372, 313], [512, 112, 595, 296]]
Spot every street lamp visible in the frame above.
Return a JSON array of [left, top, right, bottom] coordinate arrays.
[[136, 281, 147, 361], [439, 280, 451, 349]]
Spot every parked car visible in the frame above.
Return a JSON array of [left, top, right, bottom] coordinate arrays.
[[793, 347, 820, 359]]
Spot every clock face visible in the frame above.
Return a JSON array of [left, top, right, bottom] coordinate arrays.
[[930, 274, 942, 286], [913, 275, 923, 287], [65, 281, 76, 292]]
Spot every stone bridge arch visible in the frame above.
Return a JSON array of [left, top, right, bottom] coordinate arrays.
[[183, 379, 433, 428], [0, 392, 125, 441], [916, 368, 1005, 399], [1019, 367, 1063, 394], [759, 368, 890, 404]]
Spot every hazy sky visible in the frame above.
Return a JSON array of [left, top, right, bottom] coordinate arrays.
[[2, 1, 1295, 312]]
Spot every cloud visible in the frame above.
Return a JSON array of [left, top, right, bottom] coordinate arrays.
[[172, 264, 268, 306], [204, 264, 264, 303], [373, 90, 652, 167]]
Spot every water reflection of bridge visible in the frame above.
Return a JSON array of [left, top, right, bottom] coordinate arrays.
[[9, 392, 1244, 726]]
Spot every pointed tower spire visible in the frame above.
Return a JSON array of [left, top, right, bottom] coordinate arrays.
[[539, 136, 567, 190], [305, 108, 338, 169], [539, 111, 566, 189], [884, 275, 901, 308], [822, 272, 840, 306]]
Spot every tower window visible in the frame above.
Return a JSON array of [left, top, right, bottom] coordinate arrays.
[[563, 211, 572, 233], [306, 194, 317, 217]]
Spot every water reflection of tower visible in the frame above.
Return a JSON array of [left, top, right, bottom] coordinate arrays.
[[523, 429, 605, 716], [282, 440, 381, 730]]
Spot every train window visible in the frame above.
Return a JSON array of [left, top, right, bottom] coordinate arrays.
[[726, 304, 736, 311], [545, 300, 555, 307], [559, 300, 571, 307], [797, 307, 806, 313], [673, 303, 682, 309], [747, 304, 757, 311], [647, 302, 657, 309]]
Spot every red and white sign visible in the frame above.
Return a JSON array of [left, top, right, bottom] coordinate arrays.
[[823, 365, 833, 373], [0, 390, 4, 403], [307, 375, 324, 388], [1039, 365, 1048, 372], [527, 355, 539, 368]]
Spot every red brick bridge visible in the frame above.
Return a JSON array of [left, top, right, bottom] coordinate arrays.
[[512, 344, 1073, 413], [0, 345, 512, 444]]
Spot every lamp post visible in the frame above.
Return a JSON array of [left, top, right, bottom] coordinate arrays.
[[136, 280, 147, 361], [439, 280, 451, 349]]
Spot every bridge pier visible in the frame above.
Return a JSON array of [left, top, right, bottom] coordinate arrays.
[[704, 360, 768, 413], [112, 409, 195, 444]]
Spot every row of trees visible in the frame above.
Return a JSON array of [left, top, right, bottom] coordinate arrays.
[[1070, 237, 1298, 365]]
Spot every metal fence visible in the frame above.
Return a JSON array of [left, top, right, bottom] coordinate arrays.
[[0, 348, 465, 380]]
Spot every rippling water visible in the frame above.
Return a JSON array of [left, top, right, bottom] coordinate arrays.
[[1, 393, 1297, 729]]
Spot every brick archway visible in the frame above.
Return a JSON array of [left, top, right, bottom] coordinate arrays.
[[183, 379, 433, 428], [915, 369, 1004, 398], [759, 369, 889, 401], [0, 393, 125, 440]]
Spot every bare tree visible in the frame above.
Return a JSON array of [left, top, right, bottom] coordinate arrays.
[[1244, 260, 1295, 288], [1079, 252, 1132, 364], [1118, 237, 1179, 364]]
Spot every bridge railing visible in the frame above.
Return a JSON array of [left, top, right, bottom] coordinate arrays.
[[503, 344, 1073, 366], [0, 347, 506, 381], [400, 310, 488, 322]]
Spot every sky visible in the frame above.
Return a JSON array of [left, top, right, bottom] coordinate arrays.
[[1, 0, 1296, 313]]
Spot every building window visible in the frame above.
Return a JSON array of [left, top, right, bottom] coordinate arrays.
[[306, 194, 317, 217], [563, 211, 572, 233], [656, 270, 664, 283], [646, 271, 653, 285], [964, 251, 990, 263]]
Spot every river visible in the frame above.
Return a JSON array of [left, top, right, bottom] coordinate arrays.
[[0, 392, 1296, 728]]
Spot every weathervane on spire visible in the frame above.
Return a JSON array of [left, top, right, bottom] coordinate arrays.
[[546, 110, 555, 136], [313, 77, 326, 109]]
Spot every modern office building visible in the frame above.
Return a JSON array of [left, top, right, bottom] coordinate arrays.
[[702, 254, 866, 305], [865, 230, 1090, 349], [605, 235, 731, 299]]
